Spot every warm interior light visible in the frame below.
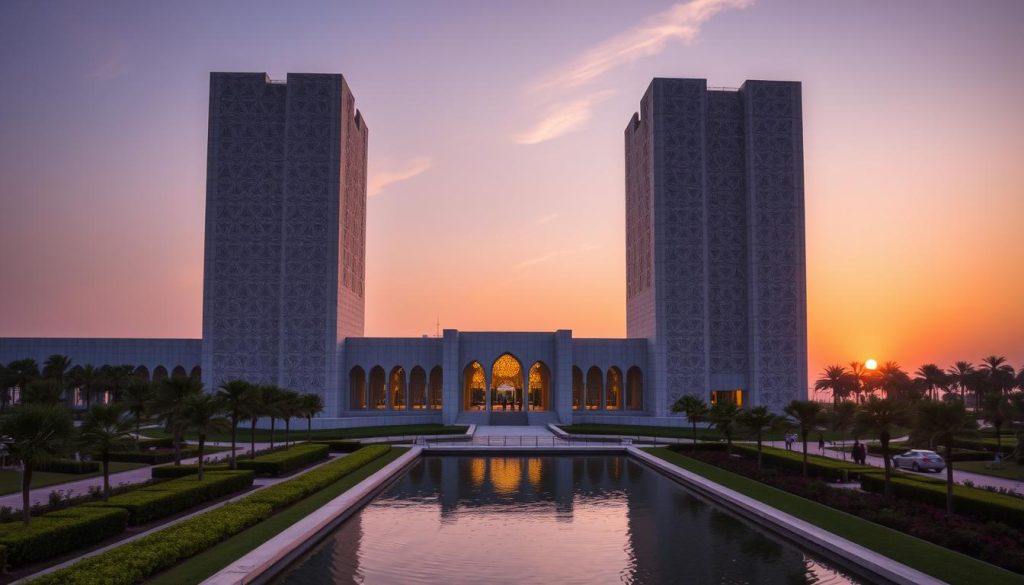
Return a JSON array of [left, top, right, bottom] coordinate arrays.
[[865, 358, 878, 370]]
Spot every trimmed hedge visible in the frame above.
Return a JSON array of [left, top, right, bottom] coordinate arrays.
[[953, 437, 1016, 455], [137, 437, 174, 449], [26, 445, 393, 585], [84, 470, 254, 525], [311, 439, 363, 453], [860, 472, 1024, 527], [729, 444, 875, 481], [36, 458, 101, 474], [236, 443, 329, 476], [107, 447, 201, 465], [0, 506, 129, 568], [151, 464, 230, 479]]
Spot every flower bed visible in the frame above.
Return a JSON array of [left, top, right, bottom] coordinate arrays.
[[683, 448, 1024, 573], [236, 443, 329, 476], [860, 472, 1024, 527]]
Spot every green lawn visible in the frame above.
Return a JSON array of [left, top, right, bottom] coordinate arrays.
[[146, 447, 407, 585], [644, 448, 1021, 585], [954, 460, 1024, 482], [0, 462, 149, 496], [560, 423, 889, 442], [142, 424, 467, 443]]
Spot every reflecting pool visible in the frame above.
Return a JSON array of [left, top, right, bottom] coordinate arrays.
[[275, 456, 869, 584]]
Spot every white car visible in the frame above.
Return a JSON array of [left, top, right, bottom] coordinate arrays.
[[892, 450, 945, 472]]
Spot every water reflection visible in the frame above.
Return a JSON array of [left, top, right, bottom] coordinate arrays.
[[275, 456, 867, 585]]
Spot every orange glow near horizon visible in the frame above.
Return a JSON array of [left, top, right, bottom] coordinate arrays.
[[864, 359, 878, 370]]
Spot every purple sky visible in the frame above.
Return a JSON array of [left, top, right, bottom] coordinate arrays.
[[1, 0, 1022, 379]]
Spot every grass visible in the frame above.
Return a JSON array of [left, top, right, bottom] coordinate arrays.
[[142, 424, 467, 443], [954, 460, 1024, 482], [644, 447, 1022, 585], [145, 447, 407, 585], [560, 423, 895, 442], [0, 462, 148, 496]]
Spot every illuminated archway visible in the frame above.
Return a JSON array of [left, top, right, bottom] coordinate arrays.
[[490, 353, 523, 412], [390, 366, 407, 410], [528, 362, 550, 411], [349, 366, 366, 409], [463, 361, 485, 410], [572, 366, 583, 410], [585, 366, 603, 410], [369, 366, 386, 409], [606, 367, 622, 410], [626, 366, 643, 410], [410, 366, 427, 410], [429, 366, 443, 410]]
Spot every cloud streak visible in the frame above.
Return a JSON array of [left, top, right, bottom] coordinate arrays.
[[519, 0, 752, 144], [368, 156, 432, 197]]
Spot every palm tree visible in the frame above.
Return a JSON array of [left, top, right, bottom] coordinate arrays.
[[914, 400, 976, 515], [175, 393, 229, 480], [815, 364, 853, 406], [153, 376, 203, 465], [244, 384, 264, 459], [829, 401, 857, 460], [42, 354, 72, 405], [708, 399, 741, 453], [121, 377, 153, 444], [258, 385, 289, 449], [947, 361, 976, 405], [22, 380, 63, 405], [978, 355, 1016, 402], [217, 379, 254, 469], [79, 403, 134, 500], [738, 406, 781, 469], [0, 403, 75, 524], [981, 394, 1014, 451], [783, 399, 824, 476], [68, 364, 100, 409], [671, 395, 709, 450], [301, 393, 325, 441], [854, 397, 911, 499], [915, 364, 949, 402], [280, 389, 302, 447], [100, 364, 134, 405], [4, 358, 39, 408], [877, 361, 915, 402]]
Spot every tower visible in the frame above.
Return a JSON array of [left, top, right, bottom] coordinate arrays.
[[625, 78, 806, 413], [202, 72, 367, 415]]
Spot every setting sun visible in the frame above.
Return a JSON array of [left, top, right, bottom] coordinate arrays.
[[864, 359, 878, 370]]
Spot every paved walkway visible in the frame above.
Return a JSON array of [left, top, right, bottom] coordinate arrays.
[[767, 439, 1024, 493], [0, 441, 272, 509]]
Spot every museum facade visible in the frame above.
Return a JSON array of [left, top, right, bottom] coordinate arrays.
[[0, 73, 807, 427]]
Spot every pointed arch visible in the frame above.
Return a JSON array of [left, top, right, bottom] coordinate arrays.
[[349, 366, 366, 410], [429, 366, 443, 410], [463, 361, 485, 411], [606, 366, 622, 410], [133, 365, 150, 381], [171, 365, 188, 379], [490, 353, 523, 412], [528, 361, 550, 411], [626, 366, 643, 410], [389, 366, 407, 410], [410, 366, 427, 410], [189, 366, 202, 381], [369, 366, 386, 409], [572, 366, 583, 411], [585, 366, 603, 410], [153, 365, 169, 381]]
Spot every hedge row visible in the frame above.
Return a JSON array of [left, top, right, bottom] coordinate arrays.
[[237, 443, 329, 476], [151, 464, 231, 479], [0, 506, 129, 568], [107, 448, 201, 465], [36, 459, 101, 474], [311, 440, 363, 453], [26, 445, 393, 585], [137, 437, 174, 449], [860, 472, 1024, 527], [953, 437, 1016, 455], [730, 444, 875, 481], [84, 470, 253, 525]]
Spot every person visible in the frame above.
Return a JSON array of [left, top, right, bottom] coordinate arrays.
[[784, 433, 792, 451], [854, 441, 866, 465], [852, 440, 861, 464], [818, 433, 826, 455]]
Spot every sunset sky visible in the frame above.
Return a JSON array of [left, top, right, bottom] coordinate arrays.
[[1, 0, 1022, 387]]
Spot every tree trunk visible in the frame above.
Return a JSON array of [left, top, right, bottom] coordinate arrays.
[[996, 425, 1002, 452], [102, 451, 110, 501], [756, 436, 763, 470], [307, 417, 312, 442], [135, 416, 142, 451], [691, 421, 698, 452], [285, 419, 290, 447], [230, 411, 238, 470], [270, 418, 276, 449], [173, 427, 183, 466], [197, 434, 206, 481], [944, 435, 955, 515], [881, 434, 892, 500], [801, 430, 809, 476], [21, 464, 32, 525], [251, 416, 257, 459]]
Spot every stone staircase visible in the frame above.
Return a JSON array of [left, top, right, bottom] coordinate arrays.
[[488, 411, 529, 426]]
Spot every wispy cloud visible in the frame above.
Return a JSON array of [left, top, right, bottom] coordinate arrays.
[[519, 0, 752, 144], [368, 156, 432, 197], [515, 250, 569, 269], [535, 213, 560, 225]]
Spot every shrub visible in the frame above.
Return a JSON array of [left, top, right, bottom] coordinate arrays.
[[0, 506, 128, 567], [107, 447, 202, 464], [151, 464, 230, 479], [137, 436, 174, 449], [236, 443, 329, 476], [26, 445, 394, 585], [35, 458, 101, 474], [953, 437, 1016, 455], [860, 472, 1024, 527], [84, 470, 253, 525], [728, 444, 874, 481], [311, 439, 363, 453]]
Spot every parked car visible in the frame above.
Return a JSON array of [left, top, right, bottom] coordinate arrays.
[[892, 449, 945, 472]]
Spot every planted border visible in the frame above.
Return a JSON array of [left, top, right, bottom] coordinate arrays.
[[237, 443, 329, 476], [860, 472, 1024, 528], [0, 507, 129, 568], [84, 470, 253, 525]]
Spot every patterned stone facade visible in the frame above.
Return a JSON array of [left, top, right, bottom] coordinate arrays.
[[624, 78, 806, 413], [202, 73, 367, 413]]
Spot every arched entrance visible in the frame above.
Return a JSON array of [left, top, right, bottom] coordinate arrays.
[[429, 366, 443, 410], [528, 362, 550, 411], [389, 366, 406, 410], [585, 366, 602, 410], [410, 366, 427, 410], [369, 366, 386, 409], [462, 361, 486, 411], [490, 353, 523, 412], [572, 366, 583, 410], [606, 366, 622, 410]]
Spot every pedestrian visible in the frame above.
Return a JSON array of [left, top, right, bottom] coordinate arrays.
[[818, 433, 825, 455]]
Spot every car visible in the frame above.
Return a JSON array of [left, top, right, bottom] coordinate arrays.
[[892, 449, 945, 472]]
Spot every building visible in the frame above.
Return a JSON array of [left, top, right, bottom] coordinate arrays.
[[0, 75, 807, 426]]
